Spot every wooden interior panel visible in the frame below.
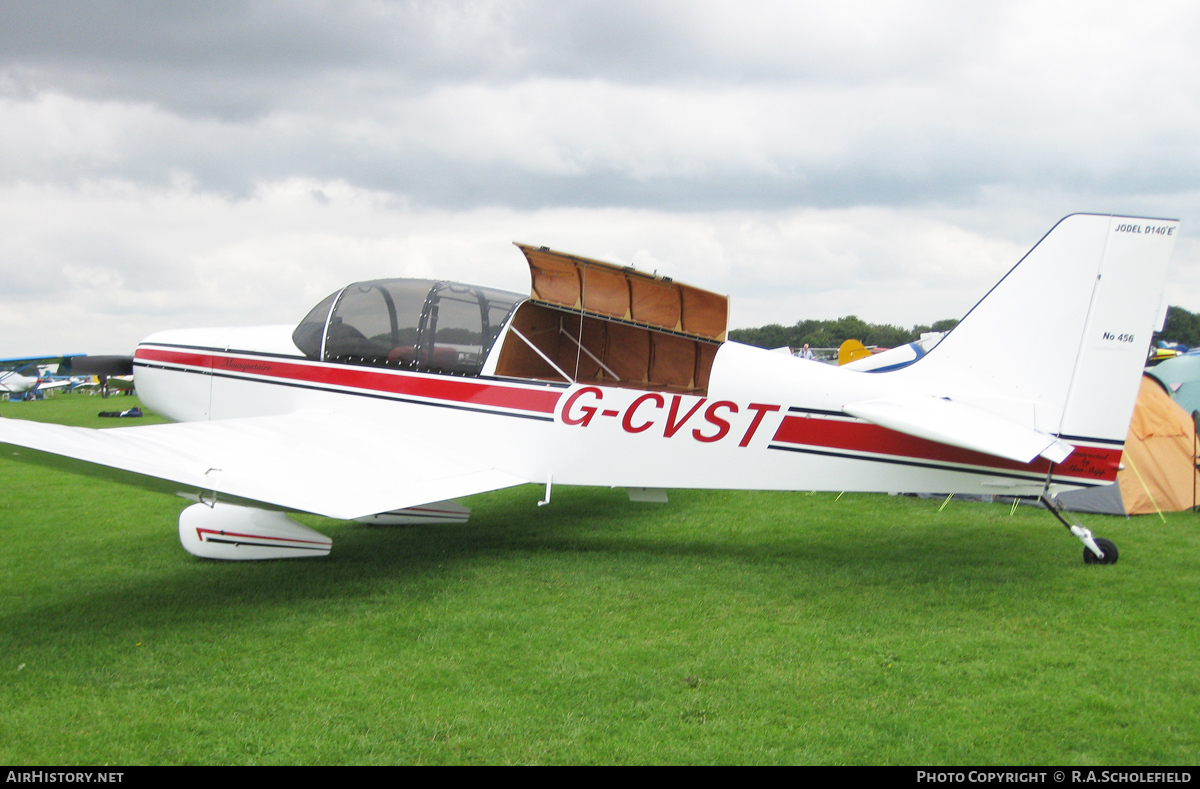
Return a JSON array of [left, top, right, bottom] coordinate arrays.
[[493, 302, 568, 381], [650, 333, 696, 389], [680, 286, 728, 341], [526, 249, 581, 308], [630, 277, 682, 331], [492, 298, 720, 394], [564, 316, 610, 382], [605, 322, 650, 384], [516, 243, 728, 342], [694, 341, 719, 392], [582, 266, 630, 318]]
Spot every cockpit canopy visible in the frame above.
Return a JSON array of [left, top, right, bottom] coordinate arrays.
[[291, 245, 730, 393], [293, 279, 525, 376]]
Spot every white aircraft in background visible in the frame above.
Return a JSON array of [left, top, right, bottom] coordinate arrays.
[[0, 215, 1180, 564], [0, 370, 39, 395], [0, 355, 85, 398]]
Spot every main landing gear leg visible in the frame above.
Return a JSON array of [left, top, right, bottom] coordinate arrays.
[[1039, 494, 1119, 565]]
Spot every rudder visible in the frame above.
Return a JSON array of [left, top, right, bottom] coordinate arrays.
[[895, 214, 1179, 445]]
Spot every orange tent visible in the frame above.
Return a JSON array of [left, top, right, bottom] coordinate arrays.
[[1117, 375, 1200, 514], [1059, 375, 1200, 515]]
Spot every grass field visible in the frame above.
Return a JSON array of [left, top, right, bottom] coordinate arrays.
[[2, 394, 1199, 765]]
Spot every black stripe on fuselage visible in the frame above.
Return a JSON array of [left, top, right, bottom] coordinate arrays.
[[786, 406, 849, 417], [1056, 434, 1126, 446]]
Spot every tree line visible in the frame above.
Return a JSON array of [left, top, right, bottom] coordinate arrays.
[[730, 306, 1200, 351], [1161, 306, 1200, 348], [728, 316, 960, 350]]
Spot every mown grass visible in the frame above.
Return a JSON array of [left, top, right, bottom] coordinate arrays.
[[1, 394, 1199, 764]]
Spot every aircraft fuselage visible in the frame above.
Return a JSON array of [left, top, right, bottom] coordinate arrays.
[[133, 324, 1116, 500]]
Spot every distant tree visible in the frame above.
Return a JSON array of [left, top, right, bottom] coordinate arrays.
[[730, 305, 1200, 354], [728, 323, 796, 349], [1160, 306, 1200, 347], [729, 316, 960, 350]]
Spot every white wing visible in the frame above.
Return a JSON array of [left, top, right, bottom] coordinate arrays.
[[0, 412, 528, 520]]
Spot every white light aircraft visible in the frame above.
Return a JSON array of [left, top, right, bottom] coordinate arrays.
[[0, 370, 39, 395], [0, 214, 1180, 564], [0, 355, 85, 398]]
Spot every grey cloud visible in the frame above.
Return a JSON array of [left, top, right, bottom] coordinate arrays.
[[0, 1, 1198, 217], [0, 1, 508, 118], [2, 94, 1195, 214], [0, 1, 995, 118]]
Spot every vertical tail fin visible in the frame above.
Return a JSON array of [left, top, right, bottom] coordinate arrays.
[[898, 214, 1179, 444]]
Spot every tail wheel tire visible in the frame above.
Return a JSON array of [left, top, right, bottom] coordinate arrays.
[[1083, 537, 1119, 565]]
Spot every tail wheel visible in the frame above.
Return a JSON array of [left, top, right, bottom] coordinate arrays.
[[1083, 537, 1119, 565]]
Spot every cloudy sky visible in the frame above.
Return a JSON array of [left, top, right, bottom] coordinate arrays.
[[2, 0, 1199, 355]]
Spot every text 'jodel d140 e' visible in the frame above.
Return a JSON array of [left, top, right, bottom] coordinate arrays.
[[0, 214, 1180, 564]]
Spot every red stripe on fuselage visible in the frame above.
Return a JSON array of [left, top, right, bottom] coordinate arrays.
[[134, 346, 563, 414], [771, 415, 1120, 482]]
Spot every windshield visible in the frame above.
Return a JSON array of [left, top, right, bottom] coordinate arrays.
[[293, 279, 524, 377]]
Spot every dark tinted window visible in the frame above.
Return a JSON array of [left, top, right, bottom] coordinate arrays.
[[424, 284, 524, 375], [326, 280, 433, 366], [300, 278, 524, 375], [293, 290, 339, 359]]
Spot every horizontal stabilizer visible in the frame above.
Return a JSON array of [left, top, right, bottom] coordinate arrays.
[[844, 395, 1074, 464], [0, 412, 528, 520]]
